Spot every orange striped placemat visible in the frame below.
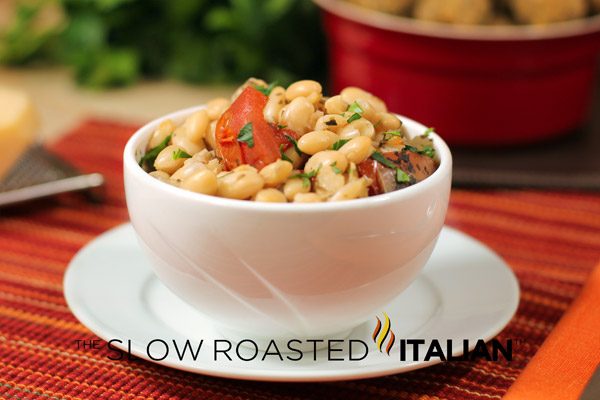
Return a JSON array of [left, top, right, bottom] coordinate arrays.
[[0, 119, 599, 400]]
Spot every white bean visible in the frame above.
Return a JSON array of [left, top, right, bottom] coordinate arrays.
[[314, 114, 347, 134], [304, 150, 348, 174], [233, 165, 258, 173], [181, 169, 218, 195], [259, 159, 293, 187], [297, 130, 339, 155], [324, 95, 348, 115], [293, 193, 323, 203], [205, 120, 217, 150], [329, 177, 371, 202], [376, 112, 402, 132], [171, 158, 206, 183], [183, 110, 209, 143], [206, 98, 230, 120], [283, 178, 310, 200], [263, 86, 286, 124], [254, 188, 287, 203], [309, 110, 324, 131], [353, 98, 378, 123], [314, 165, 345, 198], [340, 87, 373, 105], [285, 80, 322, 103], [149, 170, 170, 183], [154, 145, 187, 174], [370, 95, 387, 113], [339, 119, 375, 140], [341, 87, 387, 113], [149, 119, 175, 149], [217, 170, 264, 199], [279, 97, 314, 135], [172, 128, 205, 155], [338, 136, 373, 164]]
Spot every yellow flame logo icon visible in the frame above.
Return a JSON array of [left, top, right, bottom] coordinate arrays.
[[372, 312, 395, 355]]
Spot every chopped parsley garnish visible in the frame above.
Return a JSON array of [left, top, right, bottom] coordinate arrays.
[[371, 151, 413, 184], [279, 144, 293, 163], [237, 122, 254, 148], [420, 146, 435, 158], [139, 133, 172, 169], [404, 144, 435, 158], [371, 151, 398, 170], [346, 101, 364, 123], [422, 127, 435, 137], [347, 101, 364, 114], [383, 130, 404, 138], [331, 162, 342, 174], [252, 81, 278, 96], [331, 138, 350, 151], [172, 148, 191, 160], [396, 168, 411, 183], [290, 168, 319, 188], [285, 134, 302, 156], [277, 124, 287, 130], [347, 113, 361, 123]]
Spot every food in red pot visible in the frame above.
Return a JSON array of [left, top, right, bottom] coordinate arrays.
[[316, 0, 600, 145]]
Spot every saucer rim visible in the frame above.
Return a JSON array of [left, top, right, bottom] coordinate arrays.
[[64, 223, 519, 382]]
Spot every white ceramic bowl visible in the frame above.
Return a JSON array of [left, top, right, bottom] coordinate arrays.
[[124, 106, 452, 342]]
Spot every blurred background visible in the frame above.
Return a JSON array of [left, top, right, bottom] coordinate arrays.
[[1, 0, 600, 206]]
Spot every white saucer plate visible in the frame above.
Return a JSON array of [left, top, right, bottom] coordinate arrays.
[[64, 224, 519, 382]]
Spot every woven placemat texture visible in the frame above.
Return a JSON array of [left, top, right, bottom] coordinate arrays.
[[0, 120, 599, 400]]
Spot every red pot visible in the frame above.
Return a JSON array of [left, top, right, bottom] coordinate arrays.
[[315, 0, 600, 146]]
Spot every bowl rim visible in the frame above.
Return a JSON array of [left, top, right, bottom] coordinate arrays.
[[314, 0, 600, 41], [124, 105, 452, 213]]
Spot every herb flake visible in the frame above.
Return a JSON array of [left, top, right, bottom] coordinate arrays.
[[285, 134, 302, 156], [331, 162, 342, 174], [290, 168, 319, 188], [420, 146, 435, 158], [396, 168, 410, 183], [371, 151, 413, 184], [347, 101, 364, 114], [252, 81, 278, 96], [237, 122, 254, 148], [383, 130, 404, 138], [422, 127, 435, 137], [332, 139, 350, 151], [139, 134, 172, 169], [404, 144, 435, 159], [172, 148, 192, 160], [347, 112, 361, 123], [279, 144, 293, 163], [371, 151, 398, 170]]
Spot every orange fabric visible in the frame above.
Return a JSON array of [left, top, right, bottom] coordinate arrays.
[[504, 262, 600, 400]]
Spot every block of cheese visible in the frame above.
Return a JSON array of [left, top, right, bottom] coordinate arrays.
[[0, 87, 38, 179]]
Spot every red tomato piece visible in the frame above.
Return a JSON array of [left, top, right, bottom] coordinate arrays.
[[357, 159, 383, 196], [215, 86, 298, 170]]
